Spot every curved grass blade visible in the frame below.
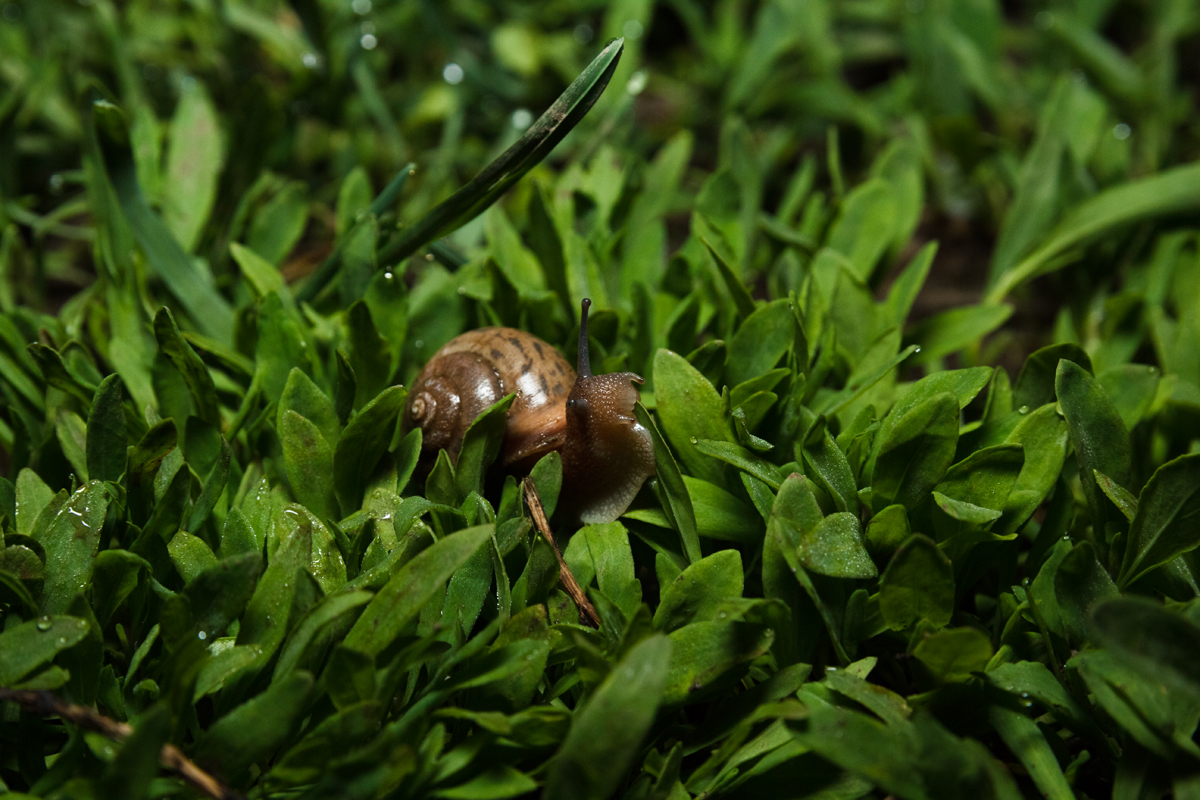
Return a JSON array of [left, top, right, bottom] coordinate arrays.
[[89, 97, 235, 344], [375, 38, 624, 269], [295, 161, 415, 304], [987, 162, 1200, 303]]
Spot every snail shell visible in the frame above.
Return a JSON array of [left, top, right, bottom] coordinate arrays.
[[403, 308, 655, 524]]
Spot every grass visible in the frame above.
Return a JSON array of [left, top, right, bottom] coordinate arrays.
[[2, 1, 1200, 799]]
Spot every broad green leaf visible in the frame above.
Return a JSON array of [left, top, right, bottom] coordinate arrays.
[[336, 166, 373, 239], [345, 525, 491, 655], [230, 240, 286, 299], [1056, 359, 1131, 535], [1120, 454, 1200, 587], [194, 671, 314, 778], [56, 410, 89, 480], [635, 404, 701, 562], [694, 440, 784, 490], [654, 550, 743, 632], [1054, 541, 1118, 644], [790, 699, 928, 800], [797, 410, 858, 513], [273, 590, 373, 682], [684, 475, 760, 543], [455, 394, 514, 501], [237, 507, 312, 663], [281, 410, 336, 520], [872, 392, 959, 513], [867, 367, 991, 479], [932, 444, 1024, 538], [800, 513, 876, 579], [168, 530, 218, 584], [883, 243, 937, 327], [247, 180, 308, 266], [0, 615, 90, 685], [564, 521, 641, 620], [988, 661, 1095, 736], [165, 552, 263, 647], [545, 634, 670, 800], [1013, 343, 1091, 410], [98, 703, 171, 800], [989, 706, 1075, 800], [86, 374, 127, 484], [278, 368, 338, 447], [38, 481, 110, 614], [1096, 470, 1137, 521], [153, 307, 219, 428], [1093, 598, 1200, 702], [826, 178, 897, 282], [653, 349, 736, 485], [92, 550, 150, 627], [334, 385, 406, 515], [345, 301, 392, 408], [256, 291, 314, 405], [195, 645, 263, 700], [283, 505, 347, 595], [866, 504, 910, 559], [1070, 646, 1200, 759], [163, 81, 222, 252], [995, 405, 1069, 535], [726, 300, 793, 386], [1098, 364, 1160, 430], [912, 627, 992, 681], [906, 304, 1013, 365], [879, 534, 954, 630], [15, 467, 55, 537], [662, 621, 773, 706]]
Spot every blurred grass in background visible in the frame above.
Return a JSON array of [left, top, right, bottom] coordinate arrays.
[[3, 0, 1198, 322]]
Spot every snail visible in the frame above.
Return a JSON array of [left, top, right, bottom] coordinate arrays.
[[403, 298, 655, 524]]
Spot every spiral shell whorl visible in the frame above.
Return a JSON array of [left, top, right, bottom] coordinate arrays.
[[405, 351, 504, 463]]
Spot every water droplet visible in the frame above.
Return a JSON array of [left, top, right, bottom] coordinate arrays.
[[351, 0, 371, 12], [198, 631, 207, 640], [689, 436, 698, 444], [384, 271, 394, 280], [442, 62, 464, 85], [511, 108, 533, 130], [622, 19, 644, 40], [912, 345, 922, 353], [302, 52, 319, 69], [57, 637, 67, 646], [1018, 405, 1030, 414], [37, 616, 53, 631], [360, 32, 377, 49]]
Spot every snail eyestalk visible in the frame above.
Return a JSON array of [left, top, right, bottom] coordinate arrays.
[[578, 297, 592, 379]]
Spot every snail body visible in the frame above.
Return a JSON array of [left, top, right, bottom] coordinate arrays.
[[403, 299, 655, 524]]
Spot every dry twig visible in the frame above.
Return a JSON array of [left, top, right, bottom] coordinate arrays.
[[522, 477, 600, 628], [0, 688, 244, 800]]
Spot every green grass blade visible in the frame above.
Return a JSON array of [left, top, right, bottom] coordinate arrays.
[[376, 38, 624, 268], [90, 99, 235, 344], [987, 161, 1200, 303]]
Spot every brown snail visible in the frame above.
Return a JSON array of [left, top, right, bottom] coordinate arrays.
[[403, 298, 655, 524]]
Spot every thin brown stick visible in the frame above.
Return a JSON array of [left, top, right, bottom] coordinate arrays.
[[522, 477, 600, 628], [0, 688, 244, 800]]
